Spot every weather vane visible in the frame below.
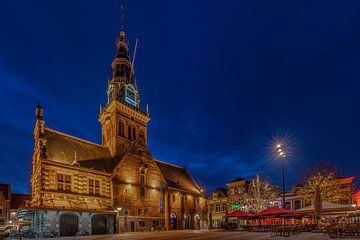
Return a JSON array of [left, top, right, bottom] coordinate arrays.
[[120, 3, 125, 30]]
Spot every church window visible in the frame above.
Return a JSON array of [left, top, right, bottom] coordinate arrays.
[[140, 187, 146, 197], [140, 174, 145, 185], [89, 179, 101, 196], [160, 181, 164, 212], [133, 127, 136, 140], [57, 173, 71, 192], [118, 122, 125, 136], [128, 125, 132, 139]]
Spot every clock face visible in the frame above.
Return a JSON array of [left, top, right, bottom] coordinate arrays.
[[125, 84, 137, 106]]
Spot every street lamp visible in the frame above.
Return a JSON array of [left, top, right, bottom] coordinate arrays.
[[276, 144, 286, 209]]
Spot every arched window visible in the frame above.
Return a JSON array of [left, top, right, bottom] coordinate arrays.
[[127, 125, 132, 140], [118, 121, 124, 136], [140, 186, 146, 197], [133, 127, 136, 140]]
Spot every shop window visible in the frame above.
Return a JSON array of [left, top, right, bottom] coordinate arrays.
[[57, 173, 71, 192], [139, 220, 146, 229]]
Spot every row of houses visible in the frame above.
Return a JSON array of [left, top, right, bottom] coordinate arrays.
[[207, 176, 360, 228], [0, 183, 31, 234]]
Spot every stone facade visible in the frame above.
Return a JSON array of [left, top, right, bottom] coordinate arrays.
[[27, 23, 206, 236]]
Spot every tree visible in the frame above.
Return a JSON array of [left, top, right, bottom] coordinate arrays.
[[296, 164, 352, 222], [297, 164, 351, 205], [242, 174, 279, 213]]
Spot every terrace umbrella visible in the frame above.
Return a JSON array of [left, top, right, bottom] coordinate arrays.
[[225, 210, 255, 218], [257, 207, 292, 217]]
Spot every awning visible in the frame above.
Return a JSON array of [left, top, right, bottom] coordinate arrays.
[[295, 201, 356, 213], [225, 210, 255, 218], [257, 207, 303, 218]]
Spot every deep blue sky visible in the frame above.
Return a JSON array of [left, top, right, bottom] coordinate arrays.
[[1, 0, 360, 194]]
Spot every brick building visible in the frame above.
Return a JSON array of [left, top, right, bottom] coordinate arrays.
[[0, 183, 31, 235], [27, 23, 206, 237]]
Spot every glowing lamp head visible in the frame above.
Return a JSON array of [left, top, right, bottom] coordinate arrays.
[[276, 144, 281, 148]]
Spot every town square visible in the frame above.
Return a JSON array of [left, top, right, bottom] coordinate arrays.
[[1, 1, 360, 239]]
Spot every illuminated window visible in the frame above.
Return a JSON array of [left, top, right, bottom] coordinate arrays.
[[57, 173, 71, 192], [89, 179, 101, 195]]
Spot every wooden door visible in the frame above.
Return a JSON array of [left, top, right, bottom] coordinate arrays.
[[60, 213, 79, 236], [91, 214, 107, 235]]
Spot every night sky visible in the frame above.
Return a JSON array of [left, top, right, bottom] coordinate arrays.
[[1, 1, 360, 195]]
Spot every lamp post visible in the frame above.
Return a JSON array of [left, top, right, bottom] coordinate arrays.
[[276, 144, 286, 209]]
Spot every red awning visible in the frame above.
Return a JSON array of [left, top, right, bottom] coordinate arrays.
[[257, 207, 303, 218], [257, 207, 292, 217], [225, 210, 255, 218]]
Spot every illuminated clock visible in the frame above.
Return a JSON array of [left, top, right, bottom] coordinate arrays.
[[125, 84, 137, 106]]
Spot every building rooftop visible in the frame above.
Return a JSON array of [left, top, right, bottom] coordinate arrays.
[[155, 160, 202, 195]]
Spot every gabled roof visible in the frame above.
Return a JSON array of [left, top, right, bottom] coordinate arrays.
[[0, 183, 10, 200], [43, 128, 114, 172], [155, 160, 202, 195], [10, 193, 31, 209], [214, 187, 228, 197], [208, 187, 228, 199], [227, 177, 245, 184]]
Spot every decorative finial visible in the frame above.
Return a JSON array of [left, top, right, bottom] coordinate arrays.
[[120, 3, 125, 31]]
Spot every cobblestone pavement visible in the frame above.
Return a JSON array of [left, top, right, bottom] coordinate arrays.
[[9, 230, 359, 240], [48, 230, 336, 240]]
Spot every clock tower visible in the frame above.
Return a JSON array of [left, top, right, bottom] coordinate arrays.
[[99, 30, 149, 157]]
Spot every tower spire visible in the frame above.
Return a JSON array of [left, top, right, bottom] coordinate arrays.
[[120, 3, 125, 31]]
